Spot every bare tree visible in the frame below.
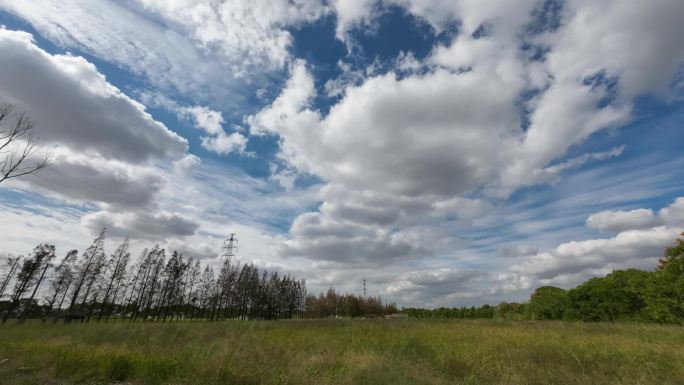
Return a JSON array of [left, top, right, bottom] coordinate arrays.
[[0, 254, 22, 298], [18, 244, 56, 322], [43, 250, 78, 321], [2, 244, 54, 323], [0, 100, 52, 183], [97, 238, 130, 321], [67, 229, 106, 319]]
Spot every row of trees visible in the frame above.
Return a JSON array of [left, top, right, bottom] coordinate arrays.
[[398, 234, 684, 324], [304, 288, 398, 318], [4, 231, 682, 324], [402, 305, 495, 319], [0, 230, 308, 322], [522, 234, 683, 322]]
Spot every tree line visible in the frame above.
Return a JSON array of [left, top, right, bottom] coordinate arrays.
[[0, 230, 309, 323], [4, 230, 682, 324], [402, 305, 495, 319], [304, 288, 398, 318], [401, 233, 684, 324], [517, 232, 684, 323]]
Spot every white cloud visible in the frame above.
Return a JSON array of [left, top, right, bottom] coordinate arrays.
[[0, 28, 187, 162], [136, 0, 328, 71], [515, 197, 684, 285], [0, 0, 329, 110], [0, 28, 207, 247], [516, 226, 680, 283], [142, 95, 250, 156], [660, 197, 684, 225], [82, 210, 199, 240], [587, 208, 661, 233], [200, 132, 248, 156], [21, 149, 166, 209], [385, 268, 484, 305], [179, 106, 225, 136], [173, 154, 202, 175], [245, 0, 684, 273], [2, 0, 684, 307]]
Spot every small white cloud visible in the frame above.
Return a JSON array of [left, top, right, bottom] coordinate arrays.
[[587, 208, 661, 233], [200, 131, 248, 155], [173, 154, 202, 175], [179, 106, 225, 136]]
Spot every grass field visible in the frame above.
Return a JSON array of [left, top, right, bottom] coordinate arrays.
[[0, 319, 683, 385]]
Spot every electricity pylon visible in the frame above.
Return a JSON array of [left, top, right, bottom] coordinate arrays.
[[220, 233, 238, 263]]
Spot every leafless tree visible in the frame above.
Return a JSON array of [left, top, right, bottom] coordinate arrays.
[[2, 244, 55, 323], [0, 254, 22, 298], [0, 100, 52, 184], [96, 238, 130, 321], [1, 236, 310, 322], [43, 250, 78, 322]]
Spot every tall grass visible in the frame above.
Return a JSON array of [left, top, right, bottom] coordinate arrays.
[[1, 319, 682, 384]]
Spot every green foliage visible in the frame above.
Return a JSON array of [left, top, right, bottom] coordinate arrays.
[[527, 286, 569, 320], [495, 302, 526, 320], [391, 235, 684, 325], [644, 234, 684, 322], [519, 234, 684, 324], [567, 269, 650, 322], [402, 305, 495, 319]]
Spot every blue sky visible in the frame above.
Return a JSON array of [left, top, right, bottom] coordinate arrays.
[[0, 0, 683, 306]]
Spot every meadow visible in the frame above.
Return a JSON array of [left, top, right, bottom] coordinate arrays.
[[0, 319, 683, 385]]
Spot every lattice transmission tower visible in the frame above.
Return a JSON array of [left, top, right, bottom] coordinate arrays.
[[220, 233, 238, 263]]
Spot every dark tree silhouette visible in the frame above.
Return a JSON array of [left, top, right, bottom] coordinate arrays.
[[2, 244, 55, 323], [67, 229, 106, 320], [0, 254, 22, 298], [43, 250, 78, 322]]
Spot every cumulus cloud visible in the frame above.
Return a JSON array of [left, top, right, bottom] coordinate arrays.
[[173, 154, 202, 175], [245, 0, 684, 271], [587, 208, 661, 233], [2, 0, 684, 307], [142, 96, 250, 156], [82, 210, 199, 240], [24, 149, 165, 209], [0, 28, 196, 220], [0, 28, 187, 162], [179, 106, 225, 136], [660, 197, 684, 225], [136, 0, 328, 70], [385, 268, 485, 305], [516, 226, 680, 283], [180, 105, 249, 155], [515, 197, 684, 285], [280, 210, 426, 264], [200, 132, 248, 156], [0, 0, 330, 107]]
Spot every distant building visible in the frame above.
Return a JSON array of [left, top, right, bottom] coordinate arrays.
[[384, 313, 408, 319]]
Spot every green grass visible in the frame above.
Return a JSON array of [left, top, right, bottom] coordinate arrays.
[[0, 319, 683, 385]]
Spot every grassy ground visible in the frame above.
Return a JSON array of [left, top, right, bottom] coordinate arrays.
[[0, 319, 682, 385]]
